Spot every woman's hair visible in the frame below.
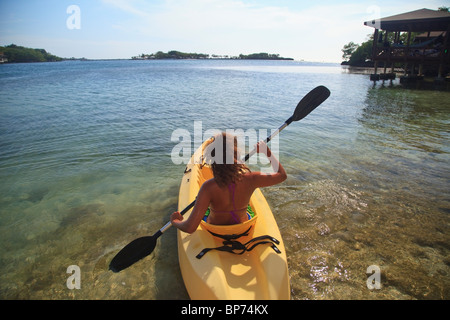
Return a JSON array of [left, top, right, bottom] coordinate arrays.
[[203, 132, 250, 187]]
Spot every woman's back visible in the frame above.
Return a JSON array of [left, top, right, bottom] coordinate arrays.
[[206, 173, 255, 224], [205, 163, 287, 224]]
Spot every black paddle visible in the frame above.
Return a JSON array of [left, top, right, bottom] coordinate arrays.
[[109, 85, 330, 273]]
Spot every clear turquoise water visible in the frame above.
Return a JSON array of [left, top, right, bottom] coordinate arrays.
[[0, 60, 448, 299]]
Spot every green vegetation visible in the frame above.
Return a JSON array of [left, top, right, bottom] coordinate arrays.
[[133, 51, 209, 60], [341, 38, 374, 67], [132, 50, 293, 60], [0, 44, 62, 63], [238, 52, 293, 60], [133, 50, 209, 60]]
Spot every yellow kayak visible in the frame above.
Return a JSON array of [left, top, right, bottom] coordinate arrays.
[[177, 140, 290, 300]]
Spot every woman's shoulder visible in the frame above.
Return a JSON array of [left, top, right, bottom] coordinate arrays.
[[197, 178, 218, 200], [201, 178, 222, 191], [202, 178, 216, 187], [239, 171, 260, 184]]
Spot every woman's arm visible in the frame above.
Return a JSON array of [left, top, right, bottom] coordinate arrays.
[[250, 141, 287, 188], [170, 180, 211, 234]]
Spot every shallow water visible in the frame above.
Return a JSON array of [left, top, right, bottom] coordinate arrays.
[[0, 60, 448, 299]]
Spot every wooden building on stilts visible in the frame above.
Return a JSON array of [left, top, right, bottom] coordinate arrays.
[[364, 8, 450, 83]]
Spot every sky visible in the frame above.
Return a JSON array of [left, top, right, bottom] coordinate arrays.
[[0, 0, 446, 62]]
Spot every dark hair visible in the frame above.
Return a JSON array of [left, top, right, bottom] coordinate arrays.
[[203, 132, 250, 188]]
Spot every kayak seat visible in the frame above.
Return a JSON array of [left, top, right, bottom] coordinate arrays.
[[196, 225, 281, 259]]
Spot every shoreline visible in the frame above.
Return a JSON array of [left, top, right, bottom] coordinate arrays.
[[1, 57, 341, 65]]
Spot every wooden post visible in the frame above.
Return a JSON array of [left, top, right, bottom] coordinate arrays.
[[406, 31, 411, 51], [370, 29, 380, 81], [438, 25, 450, 79], [395, 31, 400, 44], [372, 29, 379, 65], [405, 31, 411, 76]]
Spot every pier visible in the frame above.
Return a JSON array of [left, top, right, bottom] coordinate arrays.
[[364, 8, 450, 84]]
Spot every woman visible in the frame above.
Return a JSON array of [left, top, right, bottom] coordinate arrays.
[[170, 132, 287, 234]]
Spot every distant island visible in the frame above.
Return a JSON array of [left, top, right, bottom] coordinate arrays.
[[132, 50, 293, 60], [0, 44, 62, 63], [238, 52, 294, 60], [0, 45, 294, 64]]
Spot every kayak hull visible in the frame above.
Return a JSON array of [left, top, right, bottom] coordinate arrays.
[[177, 143, 290, 300]]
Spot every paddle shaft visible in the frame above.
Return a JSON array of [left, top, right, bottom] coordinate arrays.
[[243, 118, 292, 162]]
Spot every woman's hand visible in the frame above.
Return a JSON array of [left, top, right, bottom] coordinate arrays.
[[170, 211, 183, 225], [256, 141, 271, 157]]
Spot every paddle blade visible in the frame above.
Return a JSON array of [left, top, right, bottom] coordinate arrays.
[[109, 234, 158, 273], [291, 85, 330, 122]]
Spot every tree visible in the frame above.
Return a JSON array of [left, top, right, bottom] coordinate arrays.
[[154, 51, 168, 59], [238, 52, 293, 60], [348, 40, 373, 65], [342, 42, 358, 61], [1, 44, 62, 63], [341, 35, 374, 66]]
